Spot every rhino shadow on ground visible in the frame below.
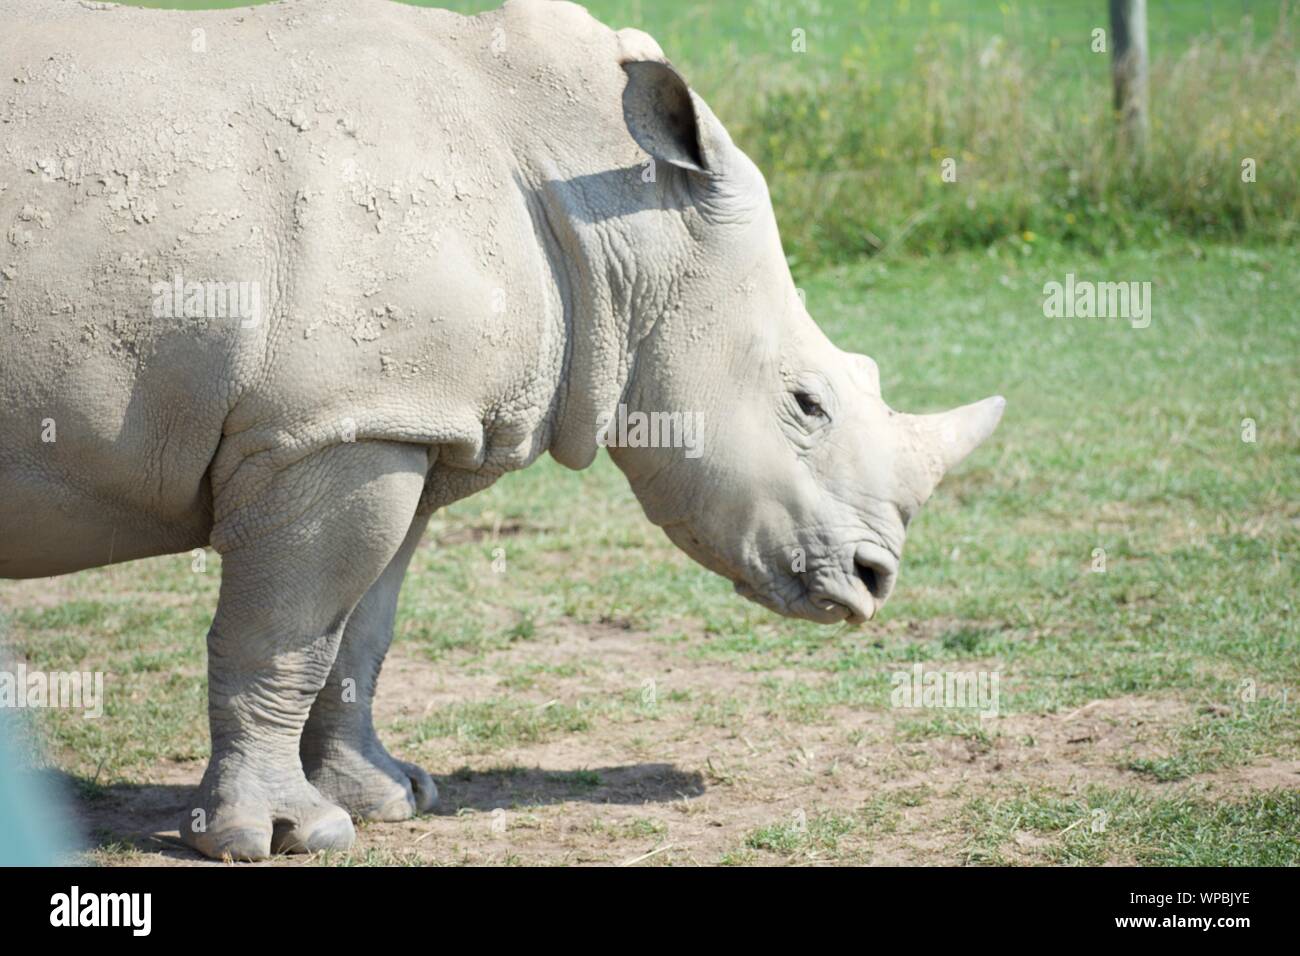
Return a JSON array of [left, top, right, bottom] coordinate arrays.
[[435, 762, 706, 812], [53, 762, 705, 860]]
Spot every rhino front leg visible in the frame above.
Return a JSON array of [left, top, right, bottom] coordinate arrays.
[[300, 511, 438, 821], [181, 440, 428, 861]]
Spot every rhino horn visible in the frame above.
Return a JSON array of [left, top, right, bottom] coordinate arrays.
[[897, 396, 1006, 503]]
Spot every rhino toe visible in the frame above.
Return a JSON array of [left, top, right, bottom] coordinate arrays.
[[398, 759, 439, 815], [306, 743, 439, 822], [180, 811, 273, 862], [270, 802, 356, 855]]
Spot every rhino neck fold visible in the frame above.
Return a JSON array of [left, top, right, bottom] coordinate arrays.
[[526, 166, 694, 471]]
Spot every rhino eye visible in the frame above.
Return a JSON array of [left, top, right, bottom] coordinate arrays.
[[793, 391, 826, 419]]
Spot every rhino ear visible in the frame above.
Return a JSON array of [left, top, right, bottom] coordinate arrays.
[[621, 60, 715, 174]]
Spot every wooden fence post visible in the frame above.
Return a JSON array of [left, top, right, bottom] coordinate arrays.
[[1110, 0, 1150, 157]]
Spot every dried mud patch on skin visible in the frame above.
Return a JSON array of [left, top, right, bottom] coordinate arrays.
[[75, 631, 1290, 866]]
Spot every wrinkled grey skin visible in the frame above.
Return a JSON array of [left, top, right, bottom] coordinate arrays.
[[0, 0, 1003, 860]]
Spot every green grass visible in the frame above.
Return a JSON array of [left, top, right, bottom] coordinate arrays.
[[730, 788, 933, 863], [405, 698, 598, 750], [1126, 698, 1293, 782], [962, 787, 1300, 865], [744, 812, 858, 855]]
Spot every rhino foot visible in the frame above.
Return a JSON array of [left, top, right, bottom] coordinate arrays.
[[305, 743, 438, 822], [181, 777, 355, 862]]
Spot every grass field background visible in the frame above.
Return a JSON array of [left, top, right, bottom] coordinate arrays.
[[1, 0, 1295, 864]]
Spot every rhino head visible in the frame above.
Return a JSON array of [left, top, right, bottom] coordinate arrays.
[[553, 58, 1004, 625]]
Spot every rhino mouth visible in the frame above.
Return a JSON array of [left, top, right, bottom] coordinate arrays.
[[733, 547, 896, 626], [793, 541, 896, 625], [664, 522, 896, 626], [735, 575, 866, 624]]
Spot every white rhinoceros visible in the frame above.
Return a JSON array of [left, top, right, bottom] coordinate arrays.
[[0, 0, 1003, 859]]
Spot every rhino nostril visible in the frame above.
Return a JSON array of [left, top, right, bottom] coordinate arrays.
[[854, 559, 889, 600]]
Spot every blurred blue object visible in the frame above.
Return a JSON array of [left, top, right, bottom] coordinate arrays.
[[0, 713, 75, 866]]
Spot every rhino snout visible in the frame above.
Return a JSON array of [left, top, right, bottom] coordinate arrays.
[[801, 542, 898, 626]]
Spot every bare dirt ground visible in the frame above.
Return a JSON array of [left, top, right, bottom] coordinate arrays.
[[71, 620, 1298, 866]]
